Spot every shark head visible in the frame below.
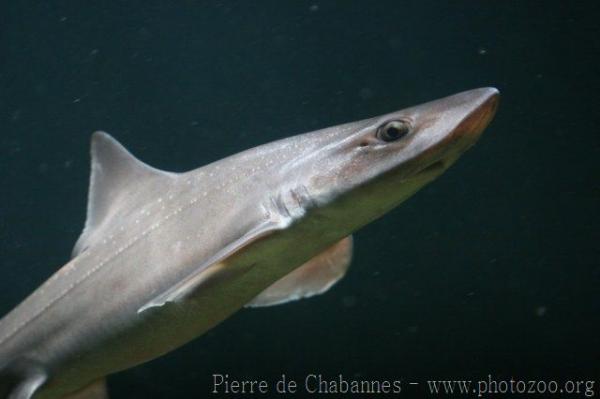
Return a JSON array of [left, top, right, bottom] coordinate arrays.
[[277, 87, 499, 233]]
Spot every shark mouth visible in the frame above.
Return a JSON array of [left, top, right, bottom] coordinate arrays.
[[413, 159, 447, 178]]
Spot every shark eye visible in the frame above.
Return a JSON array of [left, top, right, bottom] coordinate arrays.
[[376, 120, 410, 142]]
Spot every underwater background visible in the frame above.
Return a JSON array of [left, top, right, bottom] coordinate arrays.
[[0, 1, 597, 397]]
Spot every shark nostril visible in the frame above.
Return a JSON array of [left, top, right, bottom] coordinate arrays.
[[359, 141, 369, 147]]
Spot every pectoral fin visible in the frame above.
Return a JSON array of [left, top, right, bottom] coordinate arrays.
[[246, 236, 353, 307], [138, 219, 286, 313]]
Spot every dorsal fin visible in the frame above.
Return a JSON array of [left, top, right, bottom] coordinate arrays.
[[72, 132, 176, 257]]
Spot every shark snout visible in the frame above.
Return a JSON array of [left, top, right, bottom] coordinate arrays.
[[453, 87, 500, 143], [411, 87, 499, 177]]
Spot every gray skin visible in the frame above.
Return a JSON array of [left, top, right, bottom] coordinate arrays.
[[0, 88, 498, 399]]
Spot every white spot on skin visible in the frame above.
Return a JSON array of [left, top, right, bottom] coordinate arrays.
[[171, 241, 183, 253]]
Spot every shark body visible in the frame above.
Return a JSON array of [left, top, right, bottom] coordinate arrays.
[[0, 88, 499, 399]]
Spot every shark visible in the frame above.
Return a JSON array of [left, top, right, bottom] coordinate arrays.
[[0, 88, 499, 399]]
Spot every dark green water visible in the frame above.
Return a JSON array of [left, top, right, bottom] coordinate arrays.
[[0, 1, 597, 398]]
